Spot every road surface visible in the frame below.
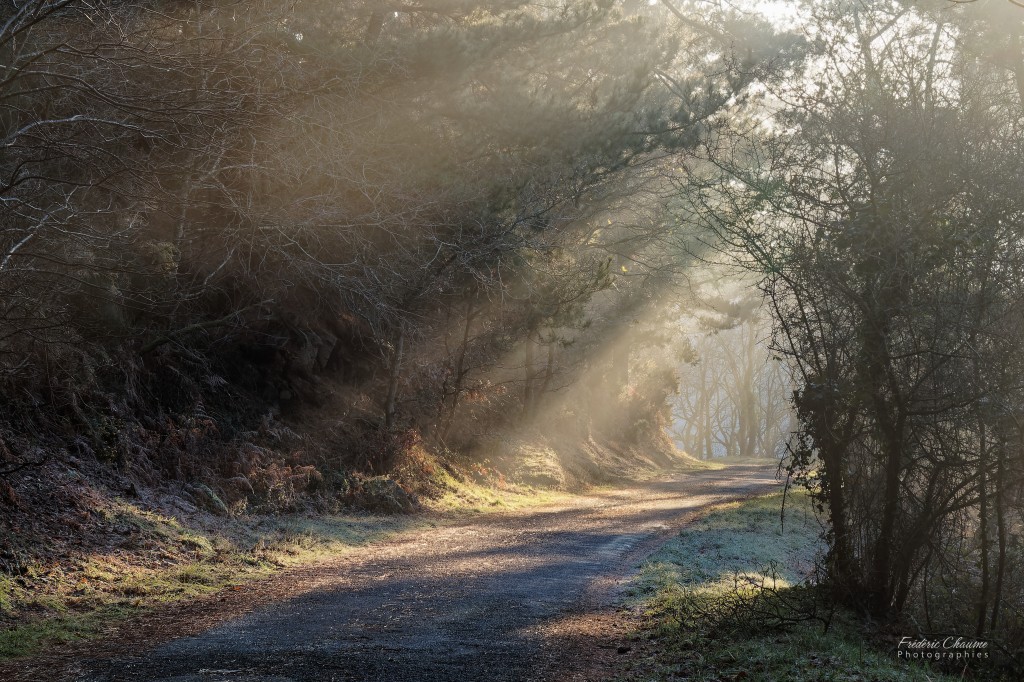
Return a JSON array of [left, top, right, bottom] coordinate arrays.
[[68, 464, 778, 682]]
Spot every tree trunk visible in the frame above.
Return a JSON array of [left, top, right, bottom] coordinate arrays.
[[440, 299, 475, 441], [539, 340, 556, 398], [522, 334, 536, 422], [976, 414, 990, 636], [365, 9, 385, 44], [703, 383, 714, 459], [384, 325, 405, 431], [612, 340, 629, 391], [822, 447, 858, 599], [990, 437, 1007, 630], [861, 301, 905, 616]]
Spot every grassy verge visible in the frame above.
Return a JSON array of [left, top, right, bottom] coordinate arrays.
[[413, 455, 575, 514], [0, 504, 426, 659], [0, 442, 713, 663], [619, 491, 958, 682], [0, 468, 568, 662]]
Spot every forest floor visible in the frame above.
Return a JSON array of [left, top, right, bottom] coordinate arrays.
[[2, 463, 778, 681]]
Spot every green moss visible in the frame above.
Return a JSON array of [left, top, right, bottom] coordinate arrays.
[[0, 576, 18, 614]]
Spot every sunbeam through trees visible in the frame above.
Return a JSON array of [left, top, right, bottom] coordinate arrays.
[[3, 0, 1024, 679]]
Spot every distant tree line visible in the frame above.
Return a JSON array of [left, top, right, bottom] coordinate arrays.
[[671, 295, 794, 461]]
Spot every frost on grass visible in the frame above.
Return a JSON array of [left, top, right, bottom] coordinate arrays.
[[624, 492, 956, 682], [633, 491, 822, 600]]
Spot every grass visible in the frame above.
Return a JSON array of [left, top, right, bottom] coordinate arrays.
[[0, 464, 580, 662], [627, 455, 726, 481], [620, 491, 959, 682], [420, 461, 573, 513], [0, 502, 428, 660], [0, 450, 730, 663], [424, 477, 570, 513]]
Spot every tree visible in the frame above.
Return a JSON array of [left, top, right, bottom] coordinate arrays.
[[685, 0, 1024, 626]]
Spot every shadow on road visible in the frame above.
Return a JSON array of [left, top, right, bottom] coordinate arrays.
[[66, 465, 779, 682]]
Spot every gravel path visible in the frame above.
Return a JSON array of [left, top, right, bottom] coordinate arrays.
[[70, 464, 779, 682]]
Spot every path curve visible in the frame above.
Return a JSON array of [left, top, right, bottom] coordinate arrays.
[[68, 464, 779, 682]]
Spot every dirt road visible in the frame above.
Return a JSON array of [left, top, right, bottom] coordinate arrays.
[[66, 464, 778, 682]]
